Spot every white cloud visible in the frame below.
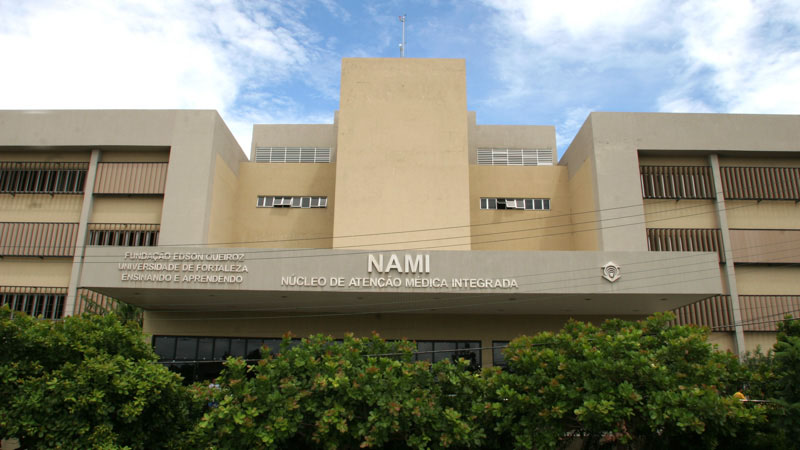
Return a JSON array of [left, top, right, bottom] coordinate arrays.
[[480, 0, 800, 147], [0, 0, 335, 152], [657, 95, 714, 114], [477, 0, 677, 109], [667, 0, 800, 114], [484, 0, 664, 45]]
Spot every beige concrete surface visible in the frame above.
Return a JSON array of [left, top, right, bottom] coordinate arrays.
[[567, 157, 601, 250], [469, 165, 572, 251], [234, 162, 336, 248], [332, 58, 471, 250], [208, 154, 239, 245], [0, 194, 83, 223], [0, 258, 72, 287], [725, 200, 800, 229], [735, 266, 800, 295], [643, 200, 718, 229], [89, 197, 163, 224]]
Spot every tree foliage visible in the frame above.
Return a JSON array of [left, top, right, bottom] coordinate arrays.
[[0, 306, 200, 449], [485, 313, 765, 449], [766, 316, 800, 448], [2, 308, 783, 449], [191, 333, 486, 449]]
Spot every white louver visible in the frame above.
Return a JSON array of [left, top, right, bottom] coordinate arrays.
[[477, 148, 553, 166], [254, 147, 332, 163]]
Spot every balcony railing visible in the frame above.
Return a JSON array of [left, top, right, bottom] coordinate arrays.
[[0, 162, 88, 195], [87, 223, 160, 246], [0, 286, 66, 319]]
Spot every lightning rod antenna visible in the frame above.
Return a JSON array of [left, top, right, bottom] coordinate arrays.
[[398, 14, 406, 57]]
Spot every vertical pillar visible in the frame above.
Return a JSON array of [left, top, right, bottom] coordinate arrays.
[[709, 154, 746, 356], [65, 149, 101, 316]]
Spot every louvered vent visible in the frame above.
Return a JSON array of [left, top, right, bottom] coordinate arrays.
[[639, 166, 715, 199], [94, 162, 168, 194], [670, 295, 800, 332], [254, 147, 332, 163], [646, 228, 725, 262], [0, 222, 79, 257], [477, 148, 553, 166], [720, 166, 800, 200]]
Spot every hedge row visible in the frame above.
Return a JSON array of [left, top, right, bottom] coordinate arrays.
[[2, 307, 797, 449]]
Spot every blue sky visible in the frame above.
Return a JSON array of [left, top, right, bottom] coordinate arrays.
[[1, 0, 798, 157]]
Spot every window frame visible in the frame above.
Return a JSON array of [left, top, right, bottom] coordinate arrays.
[[480, 197, 550, 211], [257, 196, 328, 209]]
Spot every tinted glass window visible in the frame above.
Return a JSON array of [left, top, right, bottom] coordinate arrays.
[[230, 338, 246, 357], [493, 341, 509, 368], [433, 342, 456, 363], [153, 336, 176, 360], [198, 338, 214, 361], [263, 339, 283, 355], [246, 339, 264, 360], [175, 337, 197, 361], [416, 341, 433, 362], [213, 338, 230, 360]]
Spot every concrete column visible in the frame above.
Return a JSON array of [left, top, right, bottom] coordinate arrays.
[[64, 149, 101, 316], [709, 154, 746, 356]]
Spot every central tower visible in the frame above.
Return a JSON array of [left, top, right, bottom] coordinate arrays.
[[332, 58, 472, 250]]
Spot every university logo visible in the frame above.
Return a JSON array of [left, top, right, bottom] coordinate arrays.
[[602, 262, 621, 282]]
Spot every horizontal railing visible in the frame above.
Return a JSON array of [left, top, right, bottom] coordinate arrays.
[[0, 286, 66, 319], [0, 161, 88, 194], [87, 223, 160, 246]]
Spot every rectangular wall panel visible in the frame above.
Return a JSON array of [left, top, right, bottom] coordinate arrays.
[[94, 162, 168, 194], [730, 229, 800, 264], [646, 228, 725, 262], [721, 167, 800, 200], [0, 222, 79, 256], [640, 166, 714, 199]]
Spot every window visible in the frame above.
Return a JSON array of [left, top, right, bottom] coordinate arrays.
[[412, 340, 481, 369], [477, 148, 553, 166], [153, 335, 302, 384], [87, 224, 160, 246], [1, 292, 64, 319], [480, 197, 550, 211], [492, 341, 510, 369], [257, 196, 327, 208], [254, 147, 332, 163], [0, 162, 88, 194]]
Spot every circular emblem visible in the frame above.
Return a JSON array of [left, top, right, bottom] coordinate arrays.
[[602, 262, 621, 282]]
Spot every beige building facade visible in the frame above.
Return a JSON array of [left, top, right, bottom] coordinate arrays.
[[1, 58, 799, 378]]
